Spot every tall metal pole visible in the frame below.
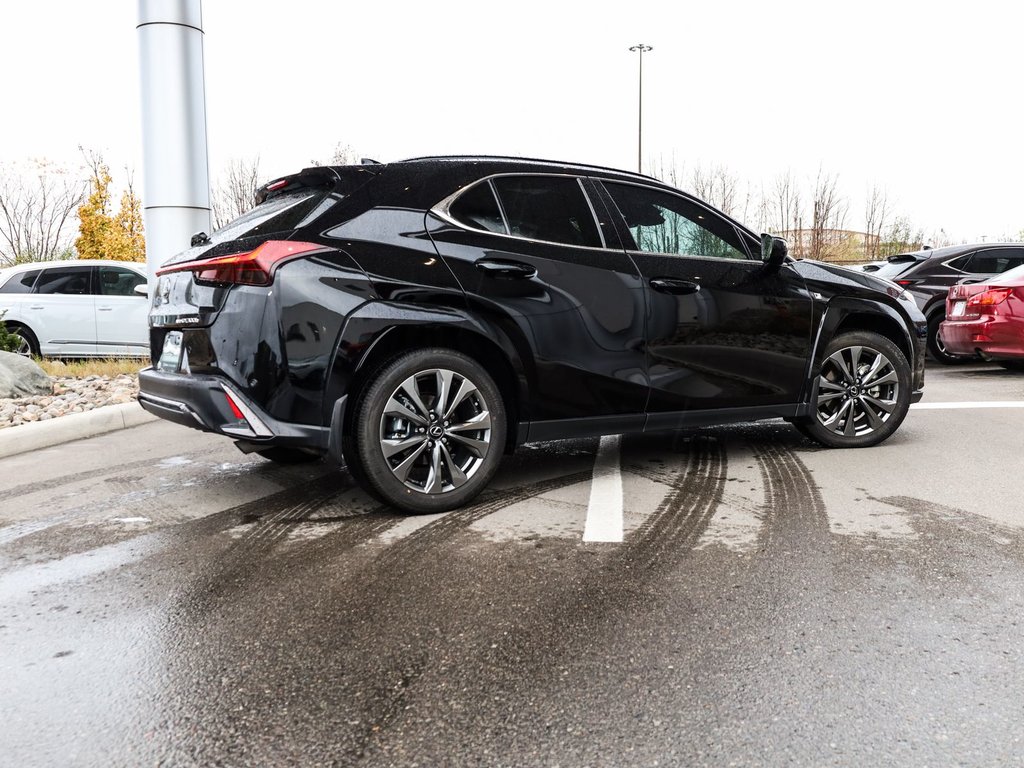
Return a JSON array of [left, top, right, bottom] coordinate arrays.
[[137, 0, 212, 292], [629, 44, 652, 174]]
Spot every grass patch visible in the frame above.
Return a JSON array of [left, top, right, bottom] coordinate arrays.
[[36, 358, 146, 378]]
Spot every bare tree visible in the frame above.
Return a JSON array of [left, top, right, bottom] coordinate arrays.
[[0, 159, 85, 266], [808, 169, 848, 262], [764, 171, 805, 255], [688, 165, 740, 218], [863, 184, 889, 260], [211, 157, 261, 229]]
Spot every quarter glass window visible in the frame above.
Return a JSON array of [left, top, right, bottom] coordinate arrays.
[[0, 270, 41, 293], [449, 182, 506, 234]]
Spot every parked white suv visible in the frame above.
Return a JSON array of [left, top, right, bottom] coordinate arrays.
[[0, 260, 149, 357]]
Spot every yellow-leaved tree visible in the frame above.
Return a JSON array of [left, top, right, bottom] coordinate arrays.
[[75, 153, 145, 262]]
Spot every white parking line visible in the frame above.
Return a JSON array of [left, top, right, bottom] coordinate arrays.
[[583, 435, 624, 543], [911, 401, 1024, 410]]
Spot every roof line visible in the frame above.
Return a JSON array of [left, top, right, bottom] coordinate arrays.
[[396, 154, 665, 184]]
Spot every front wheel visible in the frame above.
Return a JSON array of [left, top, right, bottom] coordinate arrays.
[[352, 348, 507, 514], [793, 331, 912, 448]]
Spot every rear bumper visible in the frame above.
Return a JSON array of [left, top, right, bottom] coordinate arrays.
[[138, 367, 330, 449], [940, 316, 1024, 360]]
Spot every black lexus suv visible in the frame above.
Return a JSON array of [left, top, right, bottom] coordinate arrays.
[[139, 156, 926, 513]]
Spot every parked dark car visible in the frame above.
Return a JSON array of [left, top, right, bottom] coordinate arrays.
[[941, 263, 1024, 370], [138, 156, 926, 512], [870, 244, 1024, 363]]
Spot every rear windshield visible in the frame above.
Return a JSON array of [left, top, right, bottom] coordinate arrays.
[[209, 190, 322, 245], [871, 259, 919, 279]]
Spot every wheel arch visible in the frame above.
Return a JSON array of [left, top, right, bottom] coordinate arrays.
[[323, 303, 531, 459], [803, 298, 920, 406], [1, 319, 39, 354]]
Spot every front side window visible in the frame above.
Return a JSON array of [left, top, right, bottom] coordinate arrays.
[[98, 266, 147, 296], [0, 270, 41, 294], [604, 182, 747, 260], [34, 266, 92, 295], [490, 176, 602, 248]]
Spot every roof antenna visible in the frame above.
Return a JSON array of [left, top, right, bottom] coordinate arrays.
[[360, 158, 382, 165]]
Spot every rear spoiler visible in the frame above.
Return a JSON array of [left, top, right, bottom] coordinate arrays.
[[886, 253, 924, 264], [255, 164, 383, 205]]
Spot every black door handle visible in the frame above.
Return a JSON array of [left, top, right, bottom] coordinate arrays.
[[649, 277, 701, 295], [475, 258, 538, 280]]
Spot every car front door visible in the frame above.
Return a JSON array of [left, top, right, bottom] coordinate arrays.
[[596, 179, 814, 422], [427, 173, 648, 432], [29, 265, 97, 355], [95, 265, 149, 356]]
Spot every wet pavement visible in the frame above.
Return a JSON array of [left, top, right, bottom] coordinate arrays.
[[2, 362, 1024, 766]]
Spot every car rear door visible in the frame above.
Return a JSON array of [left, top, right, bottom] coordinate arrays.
[[29, 265, 97, 355], [595, 179, 814, 421], [95, 265, 149, 356], [427, 173, 648, 431]]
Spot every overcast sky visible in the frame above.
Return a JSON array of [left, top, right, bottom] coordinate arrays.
[[2, 1, 1021, 242]]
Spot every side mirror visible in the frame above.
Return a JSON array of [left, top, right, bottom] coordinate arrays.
[[133, 282, 149, 297], [760, 233, 789, 270]]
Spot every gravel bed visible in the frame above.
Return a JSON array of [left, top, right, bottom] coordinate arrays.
[[0, 374, 139, 429]]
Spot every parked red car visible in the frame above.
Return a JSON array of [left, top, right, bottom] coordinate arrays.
[[941, 264, 1024, 370]]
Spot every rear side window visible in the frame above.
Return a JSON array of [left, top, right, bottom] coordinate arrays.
[[34, 266, 92, 295], [449, 182, 506, 234], [0, 269, 41, 293], [491, 176, 602, 248], [98, 266, 147, 296], [964, 248, 1024, 275]]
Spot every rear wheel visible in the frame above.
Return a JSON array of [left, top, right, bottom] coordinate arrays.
[[7, 325, 39, 357], [793, 331, 912, 448], [927, 313, 961, 364], [352, 348, 506, 514]]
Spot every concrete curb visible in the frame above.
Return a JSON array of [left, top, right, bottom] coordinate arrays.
[[0, 402, 158, 459]]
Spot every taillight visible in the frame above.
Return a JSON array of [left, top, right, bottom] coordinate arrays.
[[156, 240, 324, 286], [895, 279, 916, 287], [966, 287, 1012, 308]]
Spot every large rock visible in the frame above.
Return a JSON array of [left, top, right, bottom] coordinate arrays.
[[0, 352, 52, 398]]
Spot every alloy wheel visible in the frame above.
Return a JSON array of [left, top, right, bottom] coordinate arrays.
[[14, 334, 32, 357], [378, 368, 492, 495], [815, 345, 900, 438]]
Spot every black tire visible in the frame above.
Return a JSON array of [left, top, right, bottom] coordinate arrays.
[[997, 360, 1024, 372], [256, 447, 324, 464], [927, 313, 961, 364], [795, 331, 912, 449], [7, 324, 39, 357], [352, 348, 506, 514]]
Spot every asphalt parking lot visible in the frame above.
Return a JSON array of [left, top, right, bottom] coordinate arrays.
[[2, 361, 1023, 766]]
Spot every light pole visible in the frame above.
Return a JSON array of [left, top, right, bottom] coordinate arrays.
[[629, 43, 653, 173]]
